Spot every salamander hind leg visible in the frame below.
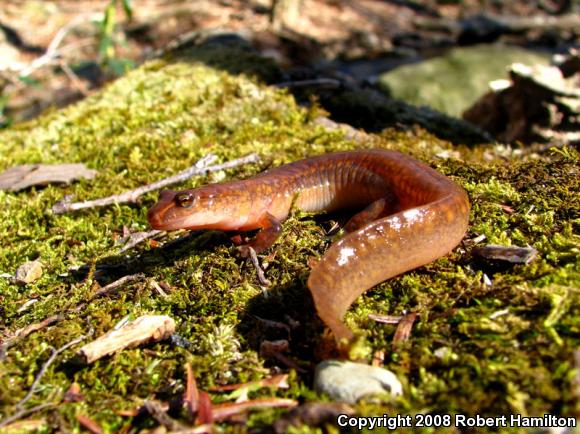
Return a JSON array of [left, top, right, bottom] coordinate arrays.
[[239, 212, 283, 257], [344, 198, 394, 232]]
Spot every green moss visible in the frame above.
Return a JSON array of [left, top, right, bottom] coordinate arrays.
[[0, 45, 578, 432], [377, 44, 550, 117]]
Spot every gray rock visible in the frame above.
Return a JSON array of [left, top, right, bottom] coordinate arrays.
[[378, 44, 550, 117], [314, 360, 402, 404]]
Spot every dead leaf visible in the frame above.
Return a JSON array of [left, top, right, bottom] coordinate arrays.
[[0, 163, 97, 192], [473, 244, 538, 264], [63, 382, 84, 403], [14, 259, 43, 285], [76, 414, 103, 434], [184, 362, 199, 423], [196, 391, 213, 425], [392, 312, 418, 349]]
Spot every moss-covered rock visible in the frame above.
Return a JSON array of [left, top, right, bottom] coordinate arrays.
[[378, 44, 550, 117], [0, 46, 577, 432]]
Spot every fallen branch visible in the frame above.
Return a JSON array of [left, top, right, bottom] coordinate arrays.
[[92, 273, 146, 298], [52, 153, 260, 214], [76, 315, 175, 364]]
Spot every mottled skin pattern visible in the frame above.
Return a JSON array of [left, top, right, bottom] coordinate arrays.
[[148, 150, 470, 345]]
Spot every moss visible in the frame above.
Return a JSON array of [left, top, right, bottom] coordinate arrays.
[[0, 45, 578, 432], [377, 44, 550, 117]]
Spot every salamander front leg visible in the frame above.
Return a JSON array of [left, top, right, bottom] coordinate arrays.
[[239, 212, 283, 257]]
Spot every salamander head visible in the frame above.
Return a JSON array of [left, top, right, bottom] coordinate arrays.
[[148, 188, 234, 231]]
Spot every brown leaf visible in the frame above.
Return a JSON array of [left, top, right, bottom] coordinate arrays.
[[259, 339, 289, 356], [14, 260, 43, 285], [196, 391, 214, 425], [392, 312, 418, 349], [76, 414, 103, 434], [64, 382, 84, 403], [473, 244, 538, 264], [184, 362, 199, 423], [0, 164, 97, 192]]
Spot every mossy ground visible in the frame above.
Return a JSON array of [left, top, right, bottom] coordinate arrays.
[[0, 47, 578, 433]]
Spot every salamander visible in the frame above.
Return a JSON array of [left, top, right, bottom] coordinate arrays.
[[148, 150, 470, 345]]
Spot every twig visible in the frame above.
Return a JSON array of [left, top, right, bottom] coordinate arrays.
[[247, 246, 271, 286], [59, 60, 89, 96], [17, 14, 101, 77], [15, 333, 87, 411], [143, 401, 186, 432], [0, 15, 97, 75], [52, 153, 261, 214], [275, 78, 341, 89], [93, 273, 146, 298], [0, 314, 64, 361], [0, 332, 88, 427], [118, 229, 163, 253], [0, 403, 56, 429]]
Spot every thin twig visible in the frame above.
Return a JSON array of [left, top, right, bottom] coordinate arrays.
[[247, 246, 271, 286], [93, 273, 146, 298], [18, 14, 102, 77], [143, 401, 186, 431], [52, 153, 260, 214], [0, 315, 64, 361], [0, 403, 56, 429], [15, 333, 87, 410], [59, 60, 89, 96], [118, 229, 163, 253], [275, 78, 341, 89], [0, 15, 95, 75]]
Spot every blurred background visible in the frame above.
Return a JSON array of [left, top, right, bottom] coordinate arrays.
[[1, 0, 578, 143]]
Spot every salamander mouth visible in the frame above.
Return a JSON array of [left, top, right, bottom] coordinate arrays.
[[147, 205, 172, 230], [147, 191, 178, 230]]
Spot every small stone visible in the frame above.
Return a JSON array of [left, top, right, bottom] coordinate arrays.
[[314, 360, 402, 404], [14, 259, 43, 285]]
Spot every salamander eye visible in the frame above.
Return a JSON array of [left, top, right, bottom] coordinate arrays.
[[176, 192, 195, 208]]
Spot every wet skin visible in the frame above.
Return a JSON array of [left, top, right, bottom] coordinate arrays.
[[148, 150, 470, 344]]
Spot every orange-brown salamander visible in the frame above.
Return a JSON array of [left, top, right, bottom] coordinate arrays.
[[148, 150, 470, 345]]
